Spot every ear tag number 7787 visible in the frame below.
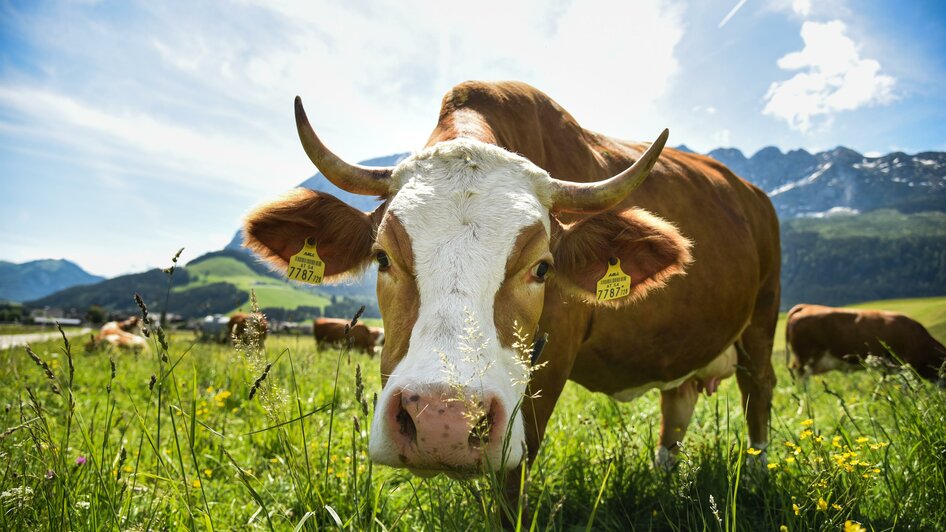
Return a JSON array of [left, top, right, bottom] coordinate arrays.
[[287, 238, 325, 285], [596, 257, 631, 301]]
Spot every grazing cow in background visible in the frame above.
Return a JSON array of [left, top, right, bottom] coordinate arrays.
[[313, 317, 384, 355], [786, 304, 946, 381], [228, 312, 269, 347], [90, 316, 147, 351], [243, 81, 780, 485]]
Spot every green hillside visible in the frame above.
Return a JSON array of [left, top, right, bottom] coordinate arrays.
[[178, 256, 330, 313], [781, 209, 946, 310], [785, 209, 946, 239]]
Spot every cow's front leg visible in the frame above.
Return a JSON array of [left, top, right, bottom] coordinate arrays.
[[501, 289, 588, 528], [656, 379, 700, 469]]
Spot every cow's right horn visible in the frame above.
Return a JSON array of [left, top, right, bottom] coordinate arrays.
[[549, 128, 669, 213], [295, 96, 394, 196]]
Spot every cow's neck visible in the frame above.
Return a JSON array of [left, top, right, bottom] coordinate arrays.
[[424, 82, 611, 184]]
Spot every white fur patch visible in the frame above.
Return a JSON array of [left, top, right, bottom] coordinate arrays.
[[368, 139, 552, 470]]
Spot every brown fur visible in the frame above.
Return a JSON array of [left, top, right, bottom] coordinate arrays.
[[243, 188, 383, 282], [786, 304, 946, 380], [552, 207, 693, 307], [374, 214, 421, 383], [493, 221, 551, 349], [89, 317, 146, 351], [313, 317, 384, 355], [228, 312, 269, 346]]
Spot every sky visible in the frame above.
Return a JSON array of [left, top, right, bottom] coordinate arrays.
[[1, 0, 945, 277]]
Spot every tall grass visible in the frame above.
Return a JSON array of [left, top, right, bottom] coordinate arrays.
[[1, 295, 945, 529]]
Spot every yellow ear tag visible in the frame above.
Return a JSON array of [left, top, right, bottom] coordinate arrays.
[[596, 258, 631, 301], [287, 238, 325, 285]]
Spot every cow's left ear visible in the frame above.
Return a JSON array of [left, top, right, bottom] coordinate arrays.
[[242, 188, 384, 282], [552, 207, 692, 306]]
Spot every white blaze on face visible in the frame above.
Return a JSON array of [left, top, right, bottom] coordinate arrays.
[[368, 138, 551, 469]]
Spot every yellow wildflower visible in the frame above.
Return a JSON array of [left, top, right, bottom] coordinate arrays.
[[767, 463, 779, 470], [856, 436, 869, 444], [793, 503, 800, 516], [832, 503, 842, 510], [832, 436, 842, 448], [801, 419, 814, 427], [192, 479, 201, 489], [844, 521, 866, 532], [204, 469, 213, 477], [814, 435, 825, 443], [817, 497, 828, 511], [780, 526, 788, 532], [800, 429, 813, 440], [746, 447, 762, 456], [785, 456, 796, 464]]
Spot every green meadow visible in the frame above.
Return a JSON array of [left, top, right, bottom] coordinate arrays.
[[1, 296, 945, 531]]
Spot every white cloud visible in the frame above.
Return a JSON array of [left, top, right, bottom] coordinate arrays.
[[0, 86, 300, 195], [763, 20, 895, 132], [791, 0, 811, 16], [1, 0, 686, 275]]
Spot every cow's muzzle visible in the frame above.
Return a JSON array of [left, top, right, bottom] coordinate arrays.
[[369, 382, 518, 473]]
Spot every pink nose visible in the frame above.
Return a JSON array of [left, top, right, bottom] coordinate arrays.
[[382, 384, 505, 471]]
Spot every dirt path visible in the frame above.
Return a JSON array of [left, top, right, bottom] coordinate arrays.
[[0, 328, 92, 350]]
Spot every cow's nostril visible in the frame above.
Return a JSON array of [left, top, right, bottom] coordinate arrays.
[[396, 404, 417, 443], [468, 412, 493, 448]]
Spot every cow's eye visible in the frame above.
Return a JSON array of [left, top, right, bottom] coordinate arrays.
[[376, 251, 391, 271], [531, 261, 551, 283]]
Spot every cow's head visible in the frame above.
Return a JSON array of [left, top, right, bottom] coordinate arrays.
[[243, 98, 692, 477]]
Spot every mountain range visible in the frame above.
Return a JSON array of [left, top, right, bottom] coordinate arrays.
[[703, 146, 946, 219], [0, 259, 104, 302]]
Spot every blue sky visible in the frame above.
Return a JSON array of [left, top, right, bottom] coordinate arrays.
[[1, 0, 945, 277]]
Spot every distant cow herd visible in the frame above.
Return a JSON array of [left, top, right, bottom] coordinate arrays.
[[87, 311, 383, 355], [84, 304, 943, 386]]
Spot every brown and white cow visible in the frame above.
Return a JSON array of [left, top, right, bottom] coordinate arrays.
[[243, 81, 780, 479], [313, 317, 385, 355], [786, 304, 946, 381], [228, 312, 269, 347], [90, 316, 147, 351]]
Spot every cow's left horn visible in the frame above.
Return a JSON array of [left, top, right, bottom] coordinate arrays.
[[295, 96, 394, 196], [549, 128, 669, 213]]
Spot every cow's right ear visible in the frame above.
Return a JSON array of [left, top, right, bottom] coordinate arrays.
[[551, 207, 693, 306], [242, 188, 384, 282]]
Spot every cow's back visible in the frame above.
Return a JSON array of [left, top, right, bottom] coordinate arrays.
[[313, 318, 349, 342]]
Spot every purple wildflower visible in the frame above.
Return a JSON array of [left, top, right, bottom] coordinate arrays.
[[75, 456, 87, 466]]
